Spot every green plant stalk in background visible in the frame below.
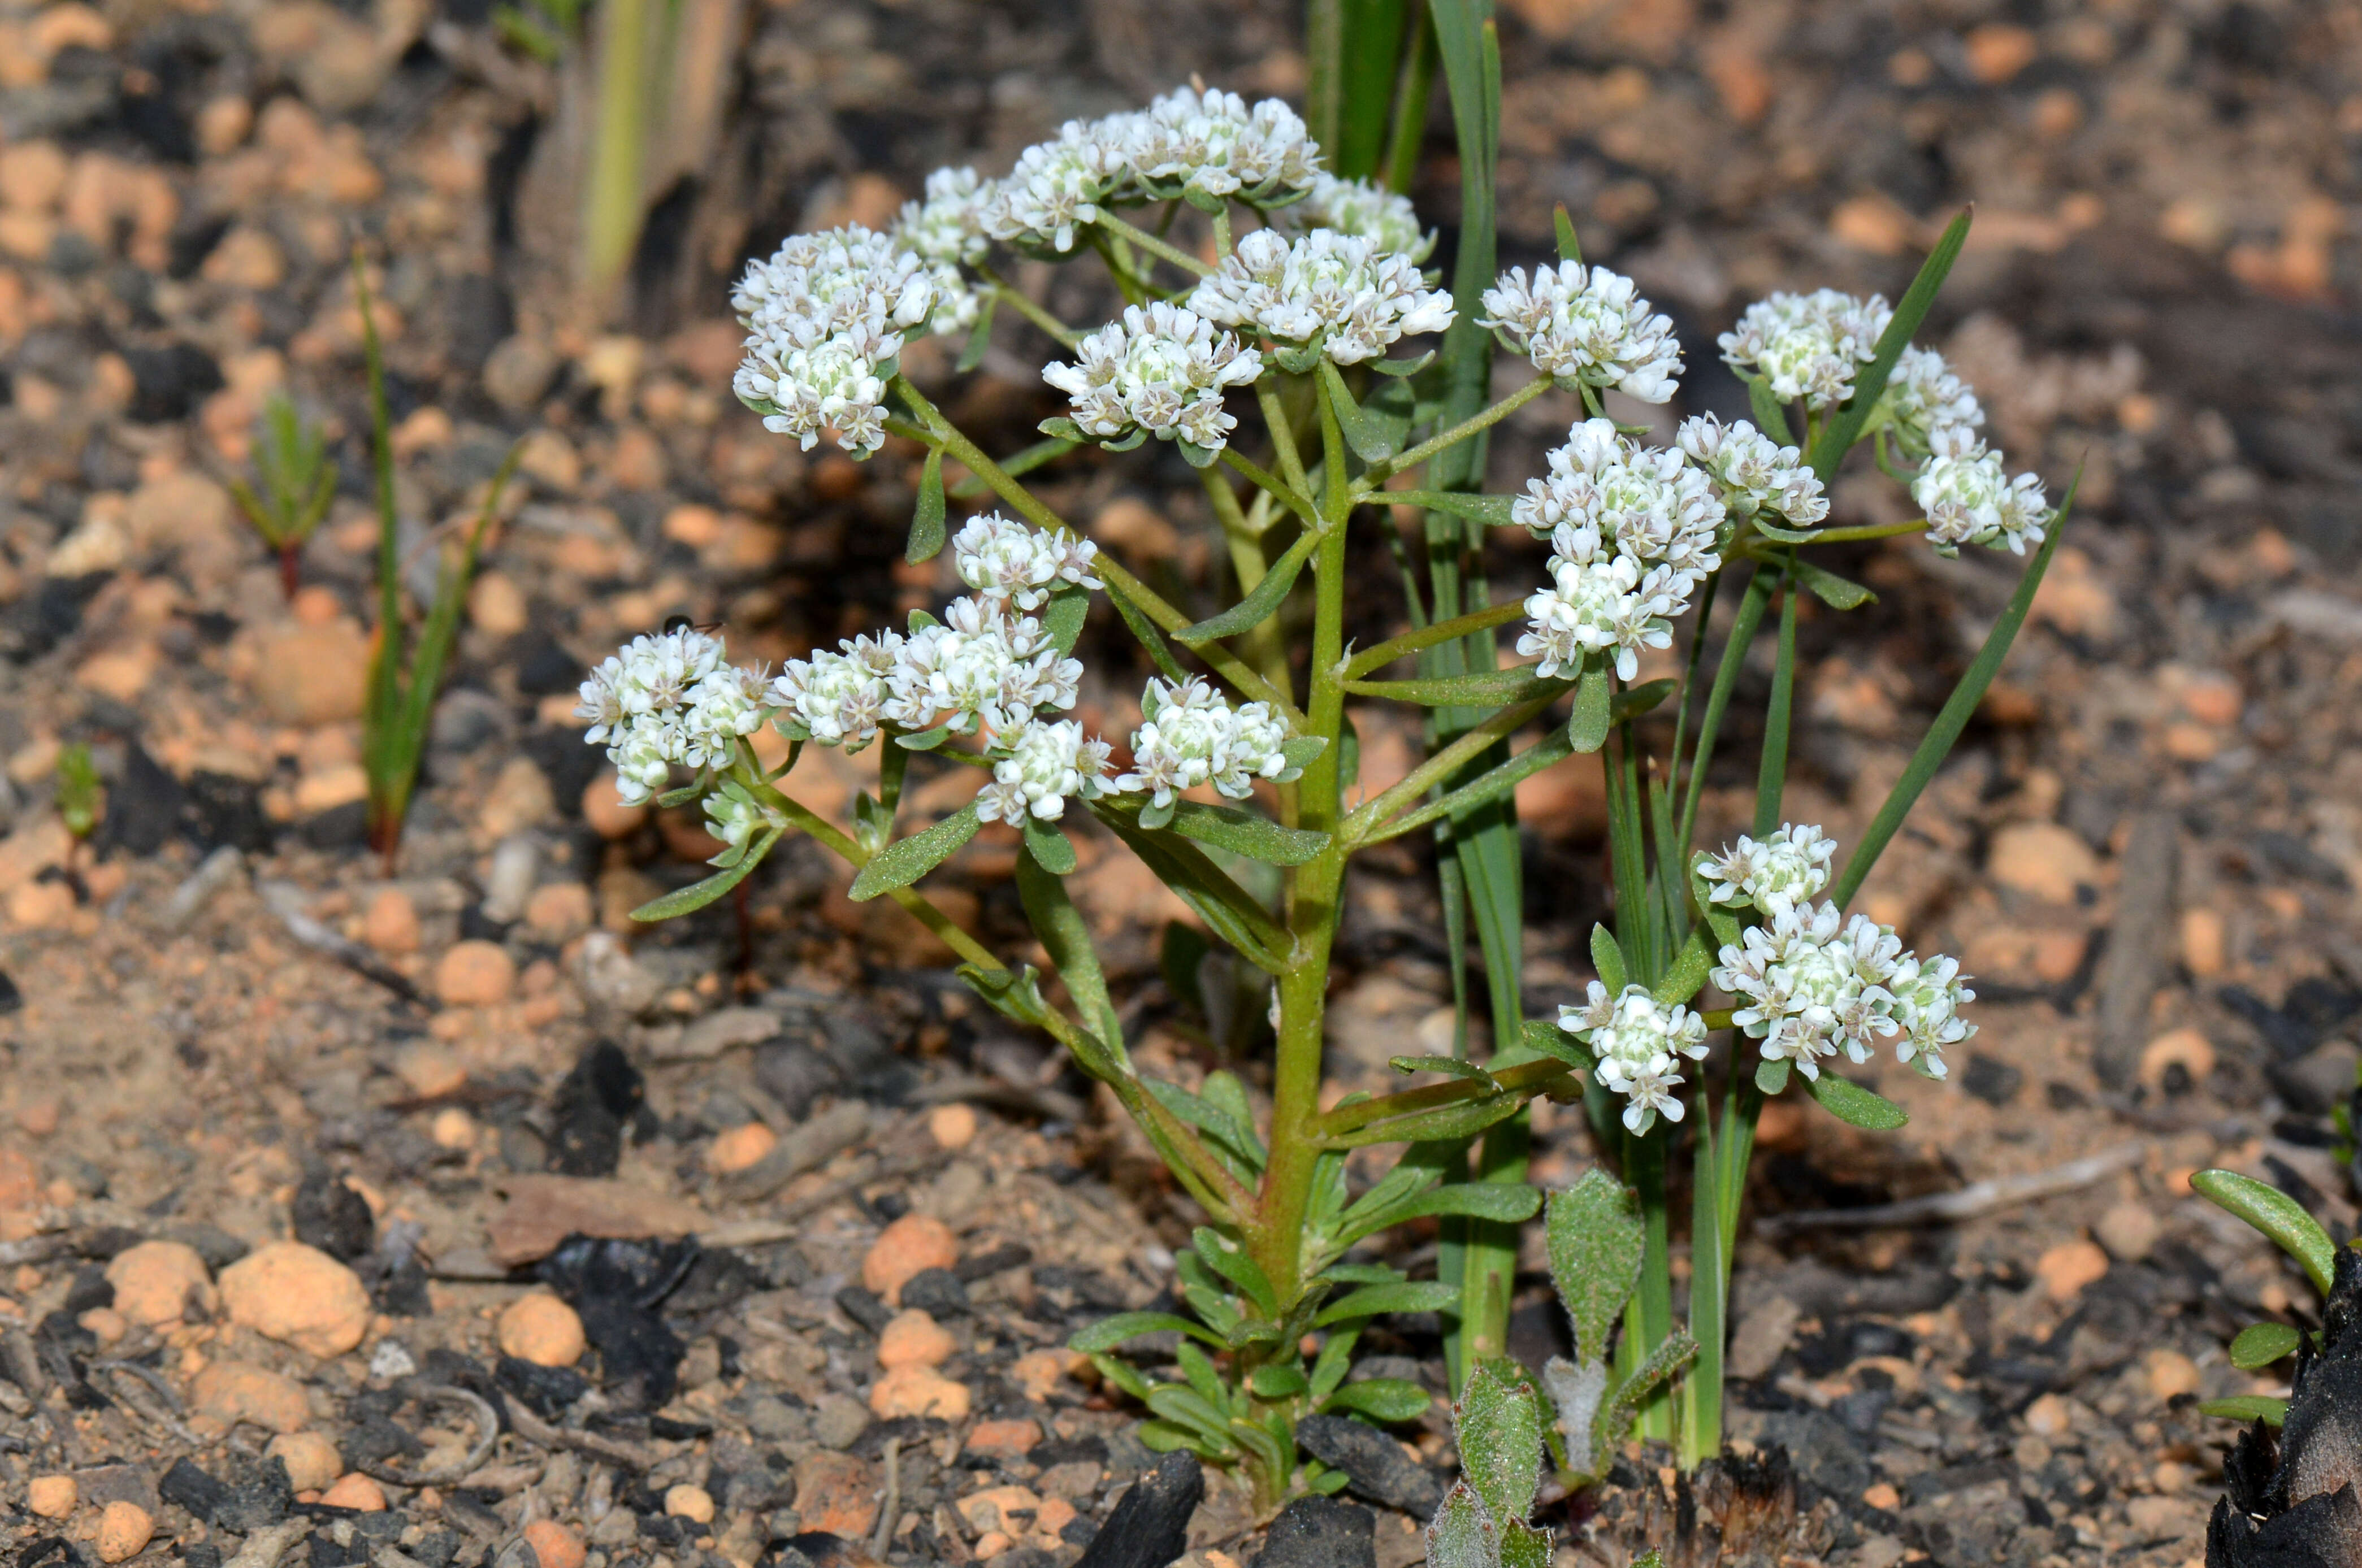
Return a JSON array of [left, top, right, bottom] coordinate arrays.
[[582, 0, 660, 302], [354, 253, 525, 872], [227, 393, 338, 602]]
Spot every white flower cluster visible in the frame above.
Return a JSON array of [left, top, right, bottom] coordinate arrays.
[[1560, 983, 1709, 1133], [892, 167, 993, 335], [1675, 415, 1830, 528], [731, 227, 937, 457], [1042, 302, 1263, 453], [1275, 173, 1432, 260], [1514, 419, 1722, 680], [1479, 261, 1682, 403], [1189, 229, 1455, 367], [1879, 344, 1983, 460], [1696, 823, 1837, 918], [952, 514, 1103, 610], [1712, 901, 1973, 1083], [1118, 676, 1301, 807], [977, 719, 1121, 825], [1910, 426, 2051, 557], [980, 88, 1320, 254], [577, 628, 769, 805], [769, 632, 900, 752], [1718, 289, 1892, 409], [704, 783, 785, 857], [882, 596, 1083, 739]]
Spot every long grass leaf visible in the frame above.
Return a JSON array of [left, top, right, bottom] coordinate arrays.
[[1809, 209, 1973, 479], [1753, 570, 1797, 837]]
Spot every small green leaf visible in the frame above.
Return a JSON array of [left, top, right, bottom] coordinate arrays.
[[2191, 1170, 2338, 1294], [895, 724, 952, 752], [1280, 735, 1329, 770], [2230, 1321, 2302, 1370], [1070, 1311, 1226, 1353], [1601, 1328, 1697, 1442], [1369, 351, 1435, 377], [1191, 1228, 1280, 1319], [1320, 359, 1399, 462], [1043, 587, 1090, 658], [1589, 924, 1628, 993], [1387, 490, 1518, 527], [1315, 1281, 1462, 1327], [1249, 1364, 1310, 1398], [1090, 1353, 1155, 1402], [654, 780, 705, 809], [1038, 415, 1087, 442], [1808, 1073, 1908, 1130], [1497, 1522, 1551, 1568], [1178, 527, 1321, 646], [1553, 204, 1583, 264], [1345, 668, 1570, 706], [907, 446, 947, 563], [1791, 556, 1873, 610], [956, 293, 997, 372], [1323, 1091, 1521, 1149], [1746, 376, 1795, 446], [1390, 1055, 1496, 1082], [1754, 1057, 1792, 1095], [1424, 1483, 1499, 1568], [1322, 1378, 1431, 1422], [1545, 1169, 1642, 1365], [1749, 516, 1822, 545], [1454, 1360, 1542, 1526], [1177, 438, 1222, 468], [1307, 1468, 1351, 1495], [1375, 1183, 1542, 1229], [1138, 797, 1176, 830], [2198, 1396, 2289, 1427], [630, 828, 779, 920], [847, 801, 981, 901], [1613, 678, 1676, 720], [1652, 930, 1711, 1008], [1022, 813, 1077, 875], [1519, 1018, 1594, 1072], [1163, 800, 1330, 866], [1567, 661, 1612, 753]]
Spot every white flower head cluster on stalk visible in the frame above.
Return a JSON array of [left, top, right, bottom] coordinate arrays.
[[1718, 289, 1892, 409], [1514, 419, 1722, 680], [577, 628, 769, 805], [1559, 984, 1709, 1134], [1676, 415, 1830, 529], [976, 718, 1123, 824], [1710, 872, 1974, 1083], [952, 513, 1103, 610], [704, 781, 786, 860], [1274, 173, 1433, 260], [1696, 823, 1837, 918], [1479, 261, 1683, 403], [1877, 344, 1983, 461], [885, 595, 1083, 739], [731, 226, 937, 458], [980, 118, 1134, 254], [892, 167, 993, 335], [1189, 229, 1455, 368], [1043, 303, 1263, 454], [1119, 675, 1302, 807], [1911, 425, 2051, 557], [768, 631, 902, 753]]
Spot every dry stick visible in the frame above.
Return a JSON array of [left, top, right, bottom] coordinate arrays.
[[872, 1436, 903, 1558], [2094, 810, 2178, 1092], [1757, 1143, 2148, 1235], [504, 1394, 661, 1471]]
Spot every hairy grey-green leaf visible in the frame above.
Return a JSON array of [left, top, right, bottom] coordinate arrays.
[[1453, 1361, 1542, 1527], [1545, 1170, 1643, 1365], [1423, 1482, 1501, 1568], [1541, 1355, 1609, 1479], [1600, 1329, 1698, 1444], [1497, 1521, 1551, 1568]]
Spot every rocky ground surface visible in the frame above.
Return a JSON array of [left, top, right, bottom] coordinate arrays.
[[5, 0, 2362, 1565]]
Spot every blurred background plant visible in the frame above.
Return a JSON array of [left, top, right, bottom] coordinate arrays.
[[227, 393, 338, 603]]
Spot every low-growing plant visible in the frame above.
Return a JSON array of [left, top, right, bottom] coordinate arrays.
[[353, 253, 522, 870], [587, 49, 2067, 1506], [55, 741, 102, 854], [228, 392, 339, 602]]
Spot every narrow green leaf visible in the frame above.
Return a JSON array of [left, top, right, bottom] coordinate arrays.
[[1177, 527, 1321, 646], [906, 446, 946, 563], [1810, 208, 1973, 479], [1602, 1330, 1696, 1443], [1831, 474, 2077, 907], [1325, 1092, 1521, 1149], [2191, 1169, 2338, 1294], [1791, 556, 1874, 610], [1346, 668, 1570, 706], [1309, 1324, 1362, 1401], [1381, 490, 1518, 527], [1746, 376, 1795, 446], [1090, 1353, 1155, 1403], [1162, 800, 1331, 866], [2198, 1396, 2289, 1427], [1322, 1378, 1432, 1422], [1651, 931, 1711, 1008], [1392, 1054, 1497, 1082], [1022, 813, 1077, 874], [1107, 581, 1192, 686], [1567, 661, 1612, 753], [1748, 516, 1821, 544], [1553, 204, 1582, 264], [1370, 350, 1435, 377], [956, 292, 997, 372], [1191, 1228, 1280, 1318], [2230, 1322, 2302, 1370], [1315, 1281, 1463, 1326], [1454, 1360, 1542, 1526], [895, 724, 952, 752], [1014, 850, 1122, 1056], [1070, 1311, 1226, 1353], [631, 828, 778, 920], [1320, 359, 1399, 462], [847, 801, 981, 901], [1043, 587, 1090, 658], [1142, 1078, 1268, 1175], [1545, 1169, 1643, 1365], [1808, 1073, 1908, 1130], [1519, 1018, 1594, 1072], [1589, 924, 1628, 993], [1099, 817, 1290, 972], [1369, 1183, 1542, 1233], [1249, 1364, 1310, 1399], [1615, 678, 1676, 720]]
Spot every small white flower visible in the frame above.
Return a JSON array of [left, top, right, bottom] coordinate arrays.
[[732, 225, 938, 457], [1126, 87, 1321, 206], [1043, 302, 1263, 453], [883, 596, 1082, 739], [1273, 173, 1433, 260], [951, 514, 1103, 610], [1887, 952, 1975, 1079], [1718, 289, 1892, 410], [1912, 427, 2050, 557], [1711, 897, 1967, 1083], [1480, 261, 1683, 403], [892, 166, 994, 335], [770, 631, 902, 752], [980, 114, 1137, 254], [980, 718, 1122, 823], [1518, 553, 1678, 683], [1879, 345, 1983, 461], [1676, 415, 1829, 529], [1696, 823, 1837, 917], [576, 627, 755, 804], [1117, 675, 1302, 806], [703, 788, 782, 859], [1188, 228, 1455, 367], [1514, 418, 1723, 584], [1559, 983, 1707, 1134]]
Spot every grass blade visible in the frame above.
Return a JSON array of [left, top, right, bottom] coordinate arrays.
[[1177, 527, 1320, 646], [1753, 570, 1796, 837], [1809, 209, 1973, 479]]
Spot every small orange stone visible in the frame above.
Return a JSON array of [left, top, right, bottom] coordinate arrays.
[[435, 940, 515, 1007], [861, 1214, 957, 1305], [927, 1102, 978, 1150], [966, 1418, 1042, 1458], [319, 1472, 385, 1511], [877, 1309, 956, 1370], [523, 1519, 587, 1568], [707, 1121, 779, 1175], [2035, 1240, 2110, 1302], [582, 771, 649, 839], [94, 1500, 154, 1563], [869, 1364, 970, 1421], [25, 1474, 76, 1518], [497, 1292, 587, 1368]]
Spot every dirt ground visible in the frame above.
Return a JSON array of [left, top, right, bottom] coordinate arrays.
[[3, 0, 2362, 1565]]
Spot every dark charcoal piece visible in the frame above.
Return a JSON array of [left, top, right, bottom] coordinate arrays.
[[93, 742, 188, 857], [834, 1286, 892, 1335], [497, 1354, 589, 1420], [344, 1408, 427, 1470], [1254, 1496, 1374, 1568], [215, 1456, 294, 1532], [183, 771, 272, 853], [548, 1041, 647, 1177], [539, 1234, 695, 1408], [1295, 1414, 1443, 1517], [62, 1264, 114, 1315], [123, 342, 224, 423], [668, 1248, 765, 1316], [753, 1039, 844, 1122], [292, 1168, 375, 1262], [159, 1456, 229, 1522], [374, 1254, 432, 1317], [183, 1546, 224, 1568], [0, 967, 19, 1014], [1074, 1450, 1203, 1568], [1757, 1408, 1872, 1504], [900, 1267, 970, 1317], [954, 1242, 1033, 1283], [1960, 1053, 2023, 1107]]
